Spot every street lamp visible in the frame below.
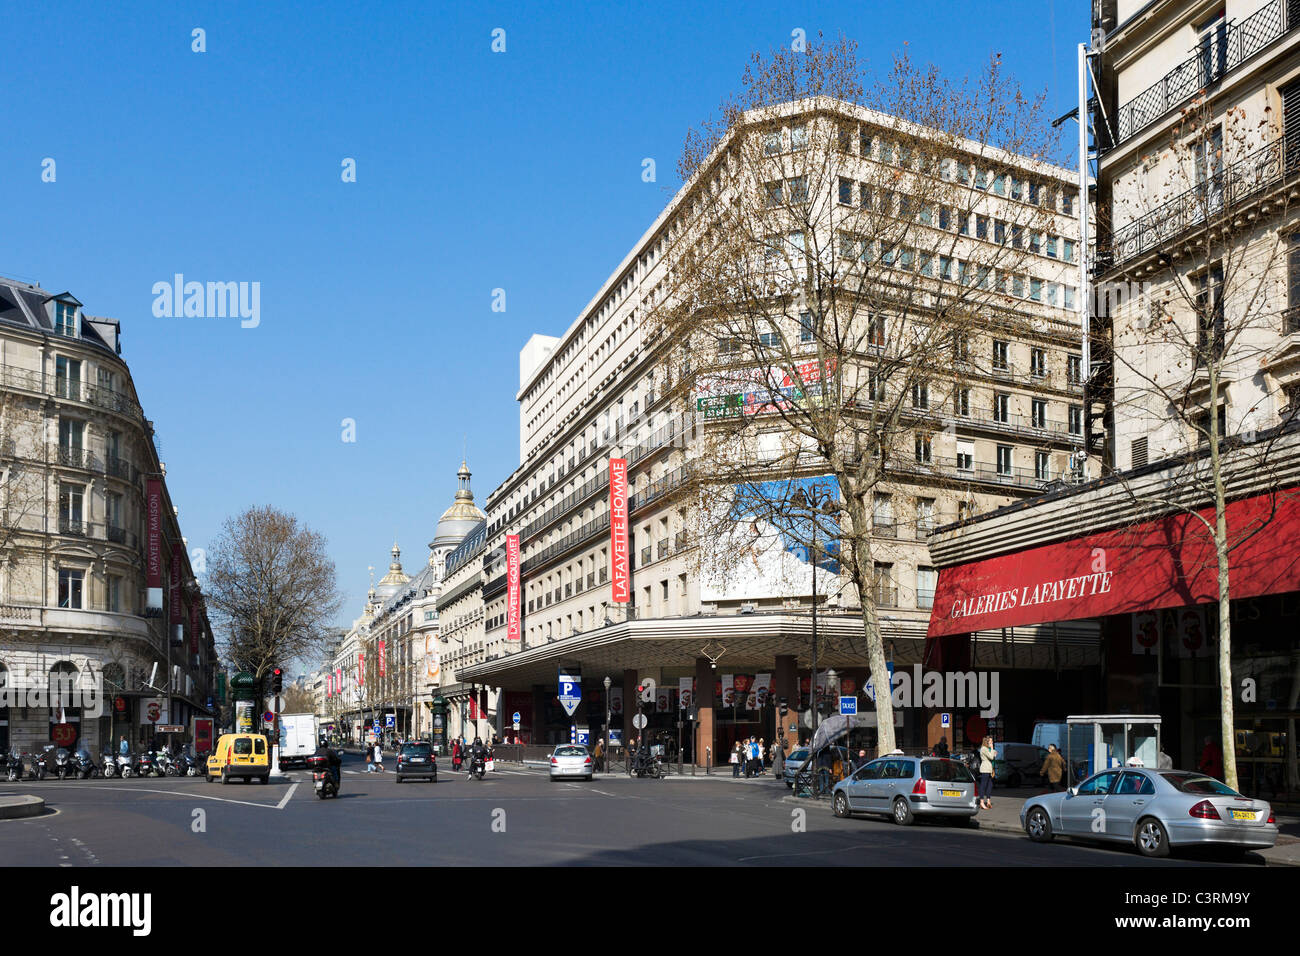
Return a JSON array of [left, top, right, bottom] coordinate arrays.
[[603, 675, 611, 775], [788, 483, 839, 745]]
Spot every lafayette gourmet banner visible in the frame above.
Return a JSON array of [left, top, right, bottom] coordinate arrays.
[[927, 487, 1300, 638], [506, 533, 521, 640], [609, 458, 629, 603]]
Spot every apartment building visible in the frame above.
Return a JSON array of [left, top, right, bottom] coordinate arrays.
[[0, 275, 217, 754], [459, 98, 1100, 756]]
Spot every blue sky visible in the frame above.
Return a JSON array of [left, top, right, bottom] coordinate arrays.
[[0, 0, 1085, 627]]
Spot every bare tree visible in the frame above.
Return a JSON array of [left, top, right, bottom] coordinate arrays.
[[650, 38, 1063, 754], [281, 683, 314, 714], [1100, 95, 1300, 790], [205, 506, 343, 690]]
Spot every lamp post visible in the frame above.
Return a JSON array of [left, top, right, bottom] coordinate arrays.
[[789, 483, 839, 746], [603, 675, 611, 775]]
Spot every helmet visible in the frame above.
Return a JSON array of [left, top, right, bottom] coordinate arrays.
[[474, 737, 482, 746]]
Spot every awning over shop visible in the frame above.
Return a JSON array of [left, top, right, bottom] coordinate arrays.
[[927, 487, 1300, 640]]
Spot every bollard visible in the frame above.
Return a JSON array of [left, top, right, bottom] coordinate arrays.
[[706, 746, 712, 776]]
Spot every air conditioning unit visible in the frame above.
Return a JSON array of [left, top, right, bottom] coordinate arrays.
[[740, 603, 756, 614], [701, 603, 718, 615]]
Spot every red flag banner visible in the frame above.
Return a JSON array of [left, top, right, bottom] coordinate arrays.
[[357, 652, 365, 687], [609, 458, 629, 603], [378, 640, 386, 678], [506, 534, 521, 641]]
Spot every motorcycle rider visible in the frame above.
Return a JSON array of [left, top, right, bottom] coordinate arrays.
[[313, 740, 341, 789], [468, 737, 487, 778]]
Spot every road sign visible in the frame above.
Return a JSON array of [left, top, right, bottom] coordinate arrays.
[[558, 668, 582, 717], [632, 714, 647, 729], [385, 713, 395, 728], [941, 713, 951, 728], [864, 661, 895, 702], [263, 711, 275, 723], [512, 711, 521, 724], [839, 696, 857, 716], [513, 721, 521, 732], [158, 724, 184, 733]]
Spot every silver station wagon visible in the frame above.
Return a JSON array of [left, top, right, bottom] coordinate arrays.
[[831, 755, 979, 825]]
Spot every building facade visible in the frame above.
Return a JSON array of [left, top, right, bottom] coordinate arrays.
[[0, 275, 217, 756]]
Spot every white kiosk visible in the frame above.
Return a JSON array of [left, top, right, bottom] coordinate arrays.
[[1066, 714, 1163, 779]]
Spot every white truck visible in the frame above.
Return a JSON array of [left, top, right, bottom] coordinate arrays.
[[278, 713, 319, 770]]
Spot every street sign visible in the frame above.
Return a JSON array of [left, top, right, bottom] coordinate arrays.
[[558, 668, 582, 717], [839, 696, 857, 716], [513, 721, 521, 731], [941, 713, 951, 728], [385, 713, 395, 728], [632, 713, 647, 729], [864, 662, 895, 702], [158, 724, 184, 733], [263, 712, 274, 723], [512, 711, 521, 724]]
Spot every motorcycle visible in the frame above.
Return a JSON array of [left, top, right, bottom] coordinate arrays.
[[306, 754, 339, 799], [101, 749, 119, 779], [156, 747, 179, 777], [631, 750, 664, 779], [74, 748, 97, 779], [31, 745, 53, 780], [136, 750, 158, 778], [189, 751, 209, 777], [116, 751, 139, 779], [52, 747, 72, 780], [467, 752, 486, 781], [4, 747, 23, 782]]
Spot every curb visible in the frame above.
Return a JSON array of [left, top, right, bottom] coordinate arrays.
[[0, 795, 46, 820]]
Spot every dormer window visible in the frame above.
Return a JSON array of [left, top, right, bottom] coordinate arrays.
[[54, 301, 78, 337]]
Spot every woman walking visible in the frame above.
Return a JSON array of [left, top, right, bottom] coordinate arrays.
[[730, 742, 741, 778], [978, 735, 998, 810]]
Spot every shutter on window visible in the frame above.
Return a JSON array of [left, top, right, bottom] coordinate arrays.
[[1131, 437, 1149, 469], [1283, 78, 1300, 171]]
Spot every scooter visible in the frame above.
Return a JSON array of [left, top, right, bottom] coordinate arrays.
[[467, 753, 486, 781], [5, 747, 23, 782], [156, 747, 179, 777], [74, 748, 97, 779], [101, 749, 119, 779], [451, 750, 463, 771], [136, 750, 157, 778], [189, 751, 209, 777], [631, 750, 664, 779], [117, 751, 138, 778], [52, 747, 72, 780], [31, 745, 53, 780], [306, 754, 339, 799]]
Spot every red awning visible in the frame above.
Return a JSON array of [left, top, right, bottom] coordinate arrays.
[[926, 487, 1300, 639]]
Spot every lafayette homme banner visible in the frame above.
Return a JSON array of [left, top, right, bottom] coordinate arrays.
[[609, 458, 629, 603], [506, 533, 521, 641], [145, 479, 163, 610]]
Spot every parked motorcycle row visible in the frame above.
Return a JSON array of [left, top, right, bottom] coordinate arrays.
[[1, 744, 208, 781]]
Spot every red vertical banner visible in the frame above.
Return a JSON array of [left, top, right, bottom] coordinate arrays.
[[170, 541, 182, 626], [609, 458, 629, 603], [506, 534, 521, 641], [189, 597, 200, 656], [336, 668, 343, 697], [357, 652, 365, 687], [378, 640, 386, 678], [145, 479, 163, 610]]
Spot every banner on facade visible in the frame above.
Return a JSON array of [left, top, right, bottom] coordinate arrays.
[[169, 541, 183, 627], [146, 479, 163, 610], [609, 686, 623, 719], [721, 674, 736, 709], [189, 596, 200, 656], [357, 652, 365, 687], [678, 677, 694, 712], [1132, 610, 1159, 655], [507, 533, 521, 640], [609, 458, 629, 603], [378, 640, 386, 678], [425, 635, 440, 680], [750, 672, 772, 709]]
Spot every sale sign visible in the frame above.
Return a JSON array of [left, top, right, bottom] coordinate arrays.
[[609, 458, 629, 603], [506, 534, 521, 641]]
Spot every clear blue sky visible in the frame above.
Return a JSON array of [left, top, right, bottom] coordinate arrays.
[[0, 0, 1085, 627]]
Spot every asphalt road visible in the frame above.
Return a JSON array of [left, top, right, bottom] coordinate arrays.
[[0, 752, 1266, 866]]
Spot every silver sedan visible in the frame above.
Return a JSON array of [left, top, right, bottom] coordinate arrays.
[[1021, 767, 1277, 857], [549, 745, 594, 781]]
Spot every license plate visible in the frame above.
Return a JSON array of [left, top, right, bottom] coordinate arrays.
[[941, 789, 963, 797], [1230, 809, 1256, 821], [409, 758, 426, 763]]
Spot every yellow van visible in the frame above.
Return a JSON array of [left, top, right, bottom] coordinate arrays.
[[206, 733, 271, 784]]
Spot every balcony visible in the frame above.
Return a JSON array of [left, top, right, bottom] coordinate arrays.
[[872, 586, 899, 607], [55, 445, 99, 471], [1105, 135, 1299, 270], [1114, 0, 1293, 147]]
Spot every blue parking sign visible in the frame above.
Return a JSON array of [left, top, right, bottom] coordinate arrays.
[[558, 668, 582, 717]]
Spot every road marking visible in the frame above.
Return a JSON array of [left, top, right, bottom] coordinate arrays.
[[67, 784, 286, 810], [590, 790, 616, 797], [276, 783, 299, 809]]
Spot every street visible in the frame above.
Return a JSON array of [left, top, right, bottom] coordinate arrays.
[[0, 752, 1267, 867]]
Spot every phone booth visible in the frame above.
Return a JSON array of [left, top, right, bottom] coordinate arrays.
[[1066, 714, 1162, 779]]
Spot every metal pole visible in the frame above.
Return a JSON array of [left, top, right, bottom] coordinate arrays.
[[810, 504, 819, 743], [1077, 41, 1091, 477]]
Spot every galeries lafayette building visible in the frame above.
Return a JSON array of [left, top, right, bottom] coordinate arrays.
[[924, 428, 1300, 807]]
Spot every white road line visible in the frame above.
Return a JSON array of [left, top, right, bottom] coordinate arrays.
[[590, 790, 617, 797], [67, 784, 285, 810], [276, 783, 299, 809]]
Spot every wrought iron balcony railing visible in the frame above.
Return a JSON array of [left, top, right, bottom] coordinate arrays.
[[1105, 134, 1297, 269], [1115, 0, 1293, 145]]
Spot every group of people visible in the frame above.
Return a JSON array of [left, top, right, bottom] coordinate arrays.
[[730, 737, 773, 777]]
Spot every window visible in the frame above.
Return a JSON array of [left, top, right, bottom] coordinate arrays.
[[59, 484, 84, 534], [918, 253, 933, 277], [838, 177, 854, 205], [58, 418, 84, 453], [996, 445, 1014, 476], [916, 498, 936, 535], [1010, 177, 1022, 201], [872, 494, 894, 535], [975, 215, 988, 240], [974, 168, 988, 190], [788, 176, 809, 204], [994, 220, 1005, 245], [1031, 399, 1047, 428], [1035, 451, 1050, 481], [837, 124, 854, 152], [55, 356, 81, 400], [799, 311, 815, 344], [1067, 355, 1082, 384], [58, 569, 84, 609], [764, 181, 784, 207], [1012, 275, 1025, 298], [914, 432, 932, 464], [956, 439, 975, 472], [758, 328, 781, 348], [873, 563, 896, 605], [1011, 225, 1024, 249], [859, 129, 873, 158], [1061, 192, 1074, 215], [790, 125, 808, 150], [992, 174, 1006, 196], [1029, 232, 1041, 256], [993, 393, 1010, 423], [105, 491, 122, 533], [1064, 286, 1076, 310], [107, 575, 122, 613], [763, 131, 781, 155], [911, 381, 929, 409], [916, 567, 937, 608], [867, 369, 884, 402], [939, 206, 952, 231], [54, 301, 78, 337], [1030, 279, 1043, 302], [953, 332, 970, 363], [1030, 348, 1046, 378], [940, 257, 953, 281], [1046, 235, 1058, 259], [1068, 405, 1083, 435], [1195, 266, 1225, 363], [867, 313, 886, 348], [1028, 181, 1040, 205], [992, 340, 1010, 371], [954, 388, 970, 417], [1063, 239, 1076, 263], [958, 212, 969, 236]]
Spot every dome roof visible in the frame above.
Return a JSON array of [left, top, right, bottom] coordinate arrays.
[[375, 542, 410, 599], [431, 461, 486, 550]]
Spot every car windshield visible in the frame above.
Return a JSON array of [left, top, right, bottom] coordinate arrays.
[[922, 759, 974, 783], [789, 749, 809, 762], [401, 744, 431, 755], [554, 746, 587, 757], [1160, 773, 1240, 796]]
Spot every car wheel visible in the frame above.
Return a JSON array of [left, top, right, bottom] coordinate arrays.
[[1025, 807, 1053, 843], [1135, 817, 1170, 858], [261, 775, 269, 784], [396, 776, 403, 784], [221, 769, 229, 785], [892, 797, 914, 826], [833, 792, 851, 818]]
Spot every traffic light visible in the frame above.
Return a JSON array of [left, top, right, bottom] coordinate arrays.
[[271, 668, 283, 695], [778, 697, 789, 717]]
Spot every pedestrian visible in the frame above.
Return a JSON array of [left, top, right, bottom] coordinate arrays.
[[118, 735, 129, 757], [730, 742, 741, 778], [365, 745, 376, 773], [1157, 748, 1173, 770], [758, 737, 768, 774], [592, 739, 604, 773], [855, 748, 870, 772], [1039, 743, 1065, 792], [373, 740, 384, 773], [772, 739, 785, 780], [1197, 736, 1223, 780], [978, 735, 998, 810], [933, 735, 949, 757]]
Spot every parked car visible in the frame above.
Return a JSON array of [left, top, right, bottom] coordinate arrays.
[[782, 746, 851, 788], [832, 755, 979, 825], [549, 744, 594, 781], [994, 743, 1049, 787], [205, 733, 271, 784], [1021, 768, 1278, 858], [395, 741, 437, 783]]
